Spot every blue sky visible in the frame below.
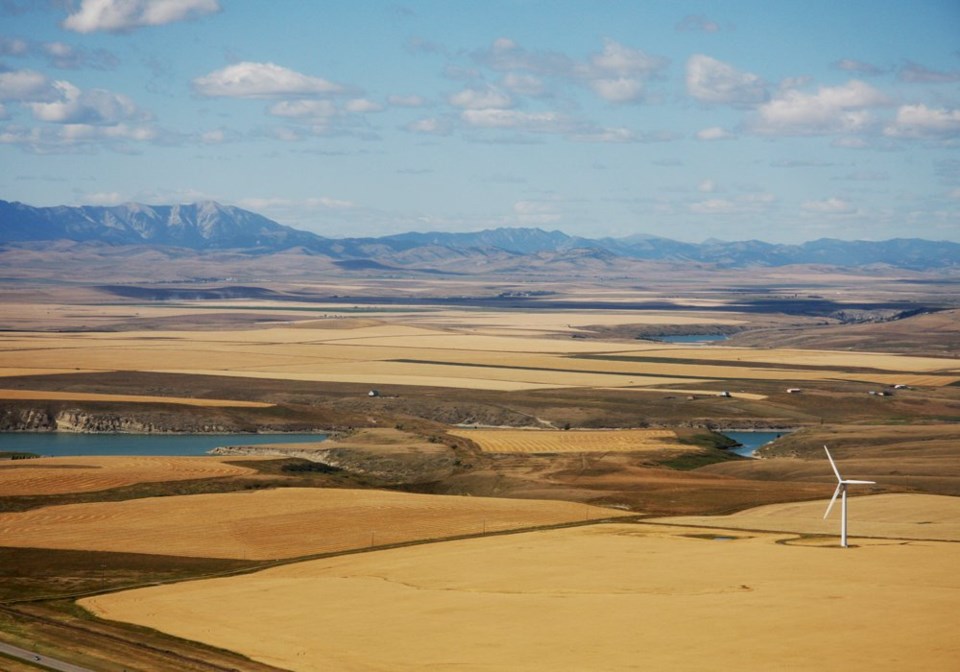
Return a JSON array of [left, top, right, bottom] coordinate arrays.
[[1, 0, 958, 243]]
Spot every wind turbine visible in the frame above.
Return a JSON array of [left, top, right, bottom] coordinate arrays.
[[823, 445, 876, 548]]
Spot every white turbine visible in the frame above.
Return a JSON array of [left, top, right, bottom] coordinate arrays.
[[823, 445, 876, 548]]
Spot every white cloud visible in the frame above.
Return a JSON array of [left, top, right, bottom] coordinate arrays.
[[344, 98, 383, 113], [460, 108, 564, 131], [28, 80, 142, 125], [884, 104, 960, 138], [567, 126, 638, 143], [690, 192, 774, 214], [268, 99, 337, 119], [63, 0, 220, 33], [193, 62, 342, 99], [404, 116, 452, 135], [588, 77, 644, 103], [686, 54, 766, 105], [801, 197, 856, 214], [0, 121, 159, 153], [698, 179, 717, 193], [449, 86, 512, 109], [587, 39, 665, 78], [751, 80, 890, 135], [0, 69, 54, 101], [501, 72, 545, 96], [695, 126, 734, 141]]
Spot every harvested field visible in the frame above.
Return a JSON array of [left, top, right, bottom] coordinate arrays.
[[0, 456, 265, 496], [0, 487, 627, 559], [0, 389, 272, 407], [82, 514, 960, 671], [449, 428, 683, 453], [649, 493, 960, 542], [1, 322, 957, 396]]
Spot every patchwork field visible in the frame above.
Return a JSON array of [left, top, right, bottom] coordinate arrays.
[[0, 487, 627, 559], [1, 320, 958, 397], [0, 455, 265, 496], [81, 506, 960, 671], [449, 428, 682, 453]]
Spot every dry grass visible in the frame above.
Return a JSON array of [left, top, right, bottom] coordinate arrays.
[[648, 493, 960, 542], [0, 487, 626, 559], [449, 428, 683, 453], [0, 389, 272, 407], [0, 456, 265, 496], [81, 511, 960, 671], [0, 321, 957, 396]]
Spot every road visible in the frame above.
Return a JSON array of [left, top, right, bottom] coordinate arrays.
[[0, 640, 96, 672]]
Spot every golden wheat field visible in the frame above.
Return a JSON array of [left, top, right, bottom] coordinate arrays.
[[0, 389, 272, 407], [449, 428, 683, 453], [650, 493, 960, 542], [81, 506, 960, 672], [1, 321, 959, 393], [0, 455, 266, 495], [0, 487, 627, 559]]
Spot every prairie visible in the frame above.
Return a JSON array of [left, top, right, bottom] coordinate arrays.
[[81, 503, 960, 672], [0, 487, 626, 559], [449, 428, 682, 453], [0, 455, 266, 496]]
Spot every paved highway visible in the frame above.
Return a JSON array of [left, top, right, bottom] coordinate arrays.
[[0, 639, 97, 672]]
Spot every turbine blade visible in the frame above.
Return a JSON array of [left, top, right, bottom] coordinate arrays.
[[842, 479, 876, 485], [824, 485, 841, 519], [824, 445, 842, 482]]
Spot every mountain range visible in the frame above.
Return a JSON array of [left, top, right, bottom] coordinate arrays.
[[2, 199, 958, 271]]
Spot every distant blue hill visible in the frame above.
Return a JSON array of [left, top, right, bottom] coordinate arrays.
[[1, 199, 958, 270]]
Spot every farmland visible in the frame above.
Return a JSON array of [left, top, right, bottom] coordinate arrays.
[[0, 269, 958, 671]]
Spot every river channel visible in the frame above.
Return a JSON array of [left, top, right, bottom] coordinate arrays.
[[0, 433, 326, 457]]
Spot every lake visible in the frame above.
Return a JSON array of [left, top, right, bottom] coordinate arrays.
[[0, 433, 327, 457], [720, 430, 786, 457]]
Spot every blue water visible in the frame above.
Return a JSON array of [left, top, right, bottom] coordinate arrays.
[[0, 433, 326, 457], [653, 334, 728, 343], [721, 431, 785, 457]]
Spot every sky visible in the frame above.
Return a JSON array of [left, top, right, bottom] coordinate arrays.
[[1, 0, 958, 244]]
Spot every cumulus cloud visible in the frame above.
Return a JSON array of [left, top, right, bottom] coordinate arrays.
[[404, 116, 452, 135], [460, 108, 564, 131], [686, 54, 767, 105], [0, 69, 55, 101], [63, 0, 220, 33], [695, 126, 735, 141], [449, 85, 513, 109], [28, 81, 143, 124], [473, 37, 666, 104], [268, 99, 337, 119], [751, 80, 890, 135], [801, 197, 856, 214], [884, 104, 960, 138], [193, 62, 342, 98], [0, 121, 159, 153]]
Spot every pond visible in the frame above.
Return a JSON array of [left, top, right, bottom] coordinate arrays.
[[0, 433, 326, 457], [720, 430, 787, 457]]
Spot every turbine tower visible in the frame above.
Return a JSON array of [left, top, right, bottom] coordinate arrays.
[[823, 445, 876, 548]]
